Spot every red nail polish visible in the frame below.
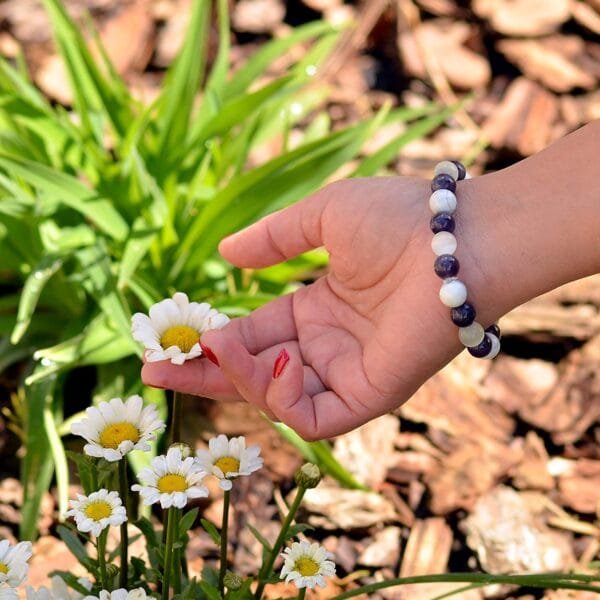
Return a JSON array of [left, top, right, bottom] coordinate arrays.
[[200, 342, 219, 366], [272, 348, 290, 379]]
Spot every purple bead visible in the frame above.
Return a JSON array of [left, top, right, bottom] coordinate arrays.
[[451, 302, 476, 327], [430, 213, 455, 234], [434, 254, 460, 279], [431, 173, 456, 193], [486, 324, 501, 339], [451, 160, 466, 180], [468, 334, 492, 358]]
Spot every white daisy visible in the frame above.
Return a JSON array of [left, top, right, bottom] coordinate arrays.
[[65, 489, 127, 538], [195, 434, 263, 491], [131, 292, 230, 365], [26, 576, 92, 600], [280, 541, 336, 589], [70, 395, 165, 462], [84, 589, 147, 600], [0, 539, 32, 588], [0, 589, 18, 600], [131, 447, 208, 509]]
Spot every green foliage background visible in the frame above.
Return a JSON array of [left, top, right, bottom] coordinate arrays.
[[0, 0, 452, 539]]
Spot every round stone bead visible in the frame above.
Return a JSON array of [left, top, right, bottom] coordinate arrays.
[[434, 254, 460, 278], [458, 321, 485, 347], [451, 302, 476, 326], [429, 189, 457, 214], [430, 212, 455, 234], [431, 173, 456, 193], [434, 160, 459, 181], [431, 231, 457, 256], [451, 160, 466, 180], [467, 333, 492, 358], [486, 323, 501, 339], [439, 278, 467, 307], [484, 333, 501, 359]]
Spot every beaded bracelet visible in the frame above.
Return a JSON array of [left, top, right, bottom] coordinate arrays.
[[429, 160, 501, 359]]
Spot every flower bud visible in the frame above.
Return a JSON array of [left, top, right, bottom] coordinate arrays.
[[294, 463, 322, 489], [106, 564, 120, 579], [168, 443, 192, 459], [223, 571, 243, 590]]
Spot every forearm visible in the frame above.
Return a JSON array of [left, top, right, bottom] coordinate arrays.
[[459, 120, 600, 324]]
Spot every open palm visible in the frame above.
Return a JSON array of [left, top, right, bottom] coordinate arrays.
[[142, 176, 485, 439]]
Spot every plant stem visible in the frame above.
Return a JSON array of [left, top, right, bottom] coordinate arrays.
[[97, 528, 109, 590], [218, 488, 231, 597], [162, 507, 178, 600], [169, 390, 183, 445], [254, 485, 307, 600], [296, 589, 306, 600], [118, 459, 129, 589], [172, 509, 182, 595]]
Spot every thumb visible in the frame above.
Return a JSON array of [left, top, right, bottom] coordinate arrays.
[[218, 183, 336, 268]]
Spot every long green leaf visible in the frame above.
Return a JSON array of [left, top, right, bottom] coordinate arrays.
[[0, 156, 129, 240]]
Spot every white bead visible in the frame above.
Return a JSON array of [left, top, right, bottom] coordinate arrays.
[[431, 231, 457, 256], [458, 322, 485, 347], [483, 333, 501, 359], [439, 279, 467, 307], [429, 189, 457, 214], [434, 160, 459, 180]]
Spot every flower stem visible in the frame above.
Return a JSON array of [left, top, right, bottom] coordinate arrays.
[[296, 589, 306, 600], [218, 488, 231, 598], [97, 528, 109, 590], [172, 509, 182, 595], [169, 390, 183, 445], [254, 484, 307, 600], [162, 507, 178, 600], [118, 459, 129, 589]]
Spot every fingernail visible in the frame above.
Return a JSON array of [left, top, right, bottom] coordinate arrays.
[[200, 342, 219, 366], [272, 348, 290, 379]]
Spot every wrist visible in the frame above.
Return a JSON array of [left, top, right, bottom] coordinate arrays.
[[458, 121, 600, 323]]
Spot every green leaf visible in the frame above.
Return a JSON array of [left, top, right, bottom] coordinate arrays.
[[41, 0, 133, 139], [223, 21, 334, 98], [200, 518, 221, 546], [247, 524, 272, 552], [285, 523, 314, 540], [179, 507, 199, 537], [48, 571, 96, 596], [65, 451, 96, 495], [154, 0, 210, 163], [134, 516, 160, 550], [20, 375, 56, 540], [0, 155, 129, 241], [56, 525, 96, 571], [11, 254, 65, 343], [352, 104, 455, 177], [273, 423, 368, 490]]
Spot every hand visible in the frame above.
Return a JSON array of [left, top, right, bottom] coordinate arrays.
[[142, 176, 492, 439]]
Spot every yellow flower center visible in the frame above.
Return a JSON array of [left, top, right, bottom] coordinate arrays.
[[98, 422, 140, 449], [84, 501, 113, 521], [214, 456, 240, 475], [0, 562, 8, 574], [157, 474, 188, 493], [160, 325, 199, 353], [294, 557, 320, 577]]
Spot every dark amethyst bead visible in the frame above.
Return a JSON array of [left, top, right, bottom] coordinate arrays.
[[485, 324, 501, 339], [431, 173, 456, 193], [451, 302, 476, 327], [434, 254, 460, 279], [451, 160, 466, 180], [468, 334, 492, 358], [430, 212, 455, 234]]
